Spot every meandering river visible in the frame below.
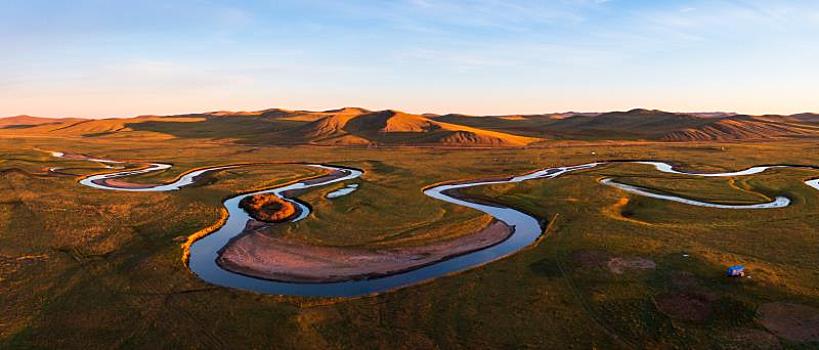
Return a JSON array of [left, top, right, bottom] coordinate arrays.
[[54, 152, 817, 297]]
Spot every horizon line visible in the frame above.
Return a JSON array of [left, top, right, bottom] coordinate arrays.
[[8, 106, 814, 120]]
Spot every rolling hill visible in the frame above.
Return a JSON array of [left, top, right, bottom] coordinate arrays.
[[284, 109, 542, 146], [436, 109, 819, 141], [2, 108, 819, 145], [661, 115, 819, 141], [0, 115, 84, 128]]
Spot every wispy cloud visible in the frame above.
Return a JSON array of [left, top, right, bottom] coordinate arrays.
[[4, 0, 819, 116]]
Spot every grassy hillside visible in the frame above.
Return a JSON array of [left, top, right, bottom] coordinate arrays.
[[4, 108, 819, 146], [0, 116, 84, 128], [436, 109, 819, 141], [662, 115, 819, 141]]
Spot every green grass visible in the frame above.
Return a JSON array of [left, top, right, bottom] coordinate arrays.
[[1, 136, 818, 349]]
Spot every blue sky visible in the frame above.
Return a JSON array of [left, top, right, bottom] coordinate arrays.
[[2, 0, 819, 117]]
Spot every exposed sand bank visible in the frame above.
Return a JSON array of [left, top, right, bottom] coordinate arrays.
[[92, 178, 155, 189], [217, 220, 513, 283], [299, 169, 348, 185]]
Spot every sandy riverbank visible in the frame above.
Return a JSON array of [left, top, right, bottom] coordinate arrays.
[[92, 178, 156, 189], [217, 220, 513, 283]]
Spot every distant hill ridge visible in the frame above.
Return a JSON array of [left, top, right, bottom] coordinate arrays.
[[0, 115, 84, 127], [2, 107, 818, 145]]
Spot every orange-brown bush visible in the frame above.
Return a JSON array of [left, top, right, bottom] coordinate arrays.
[[239, 194, 296, 223], [181, 208, 229, 265]]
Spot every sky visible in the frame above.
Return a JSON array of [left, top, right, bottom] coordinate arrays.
[[2, 0, 819, 118]]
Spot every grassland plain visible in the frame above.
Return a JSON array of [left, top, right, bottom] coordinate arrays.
[[1, 135, 818, 349]]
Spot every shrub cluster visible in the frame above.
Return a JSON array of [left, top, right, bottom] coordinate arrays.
[[239, 193, 297, 223]]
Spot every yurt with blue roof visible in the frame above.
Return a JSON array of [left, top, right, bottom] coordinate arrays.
[[726, 265, 745, 277]]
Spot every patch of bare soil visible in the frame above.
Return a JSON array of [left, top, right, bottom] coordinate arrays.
[[757, 302, 819, 343], [301, 170, 347, 185], [93, 178, 155, 189], [59, 152, 94, 160], [720, 328, 782, 350], [607, 257, 656, 274], [278, 170, 349, 198], [655, 291, 717, 323], [569, 251, 657, 276], [218, 220, 513, 283], [569, 250, 611, 269]]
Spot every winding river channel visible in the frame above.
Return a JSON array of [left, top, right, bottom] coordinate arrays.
[[53, 152, 818, 297]]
